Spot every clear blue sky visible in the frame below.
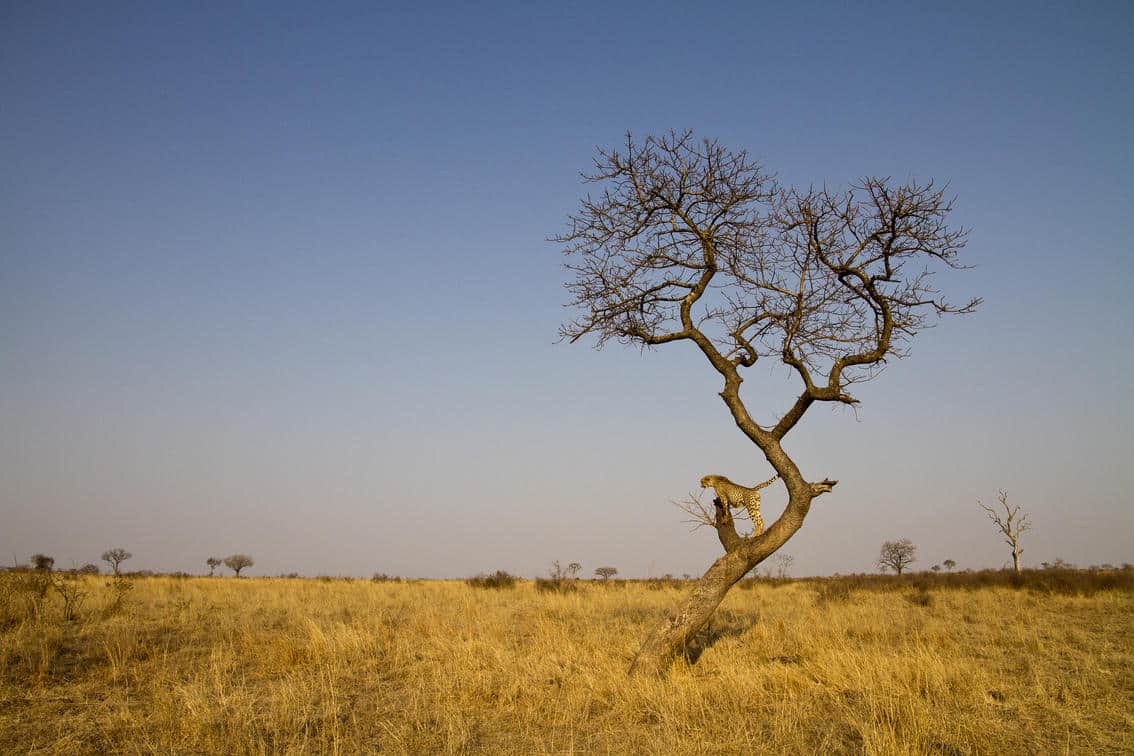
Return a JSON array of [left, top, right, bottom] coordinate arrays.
[[3, 1, 1131, 577]]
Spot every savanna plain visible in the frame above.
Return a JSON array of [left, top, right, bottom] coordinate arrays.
[[1, 571, 1131, 754]]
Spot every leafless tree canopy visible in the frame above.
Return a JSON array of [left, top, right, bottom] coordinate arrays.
[[979, 491, 1031, 573], [223, 554, 254, 577], [101, 548, 132, 576], [877, 539, 918, 575], [554, 131, 978, 675], [556, 131, 978, 433], [594, 566, 618, 580]]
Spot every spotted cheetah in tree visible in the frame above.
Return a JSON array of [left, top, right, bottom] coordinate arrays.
[[699, 473, 779, 535]]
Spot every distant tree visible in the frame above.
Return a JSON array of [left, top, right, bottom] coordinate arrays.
[[774, 553, 795, 579], [78, 563, 100, 575], [931, 564, 941, 572], [594, 566, 618, 581], [30, 553, 54, 572], [876, 539, 917, 575], [554, 131, 977, 675], [942, 559, 956, 572], [206, 557, 222, 577], [567, 562, 582, 579], [223, 554, 254, 577], [978, 490, 1030, 573], [101, 548, 132, 576]]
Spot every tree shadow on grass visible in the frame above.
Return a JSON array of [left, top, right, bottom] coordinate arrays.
[[680, 609, 757, 665]]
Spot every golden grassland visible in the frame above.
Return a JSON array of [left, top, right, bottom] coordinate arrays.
[[1, 574, 1131, 754]]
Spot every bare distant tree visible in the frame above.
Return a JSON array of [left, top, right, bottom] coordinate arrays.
[[594, 566, 618, 581], [943, 559, 956, 572], [223, 554, 254, 577], [877, 539, 917, 575], [979, 490, 1030, 573], [101, 548, 132, 576], [554, 131, 977, 675], [774, 553, 795, 579], [567, 562, 582, 579], [30, 553, 54, 572], [206, 557, 222, 577]]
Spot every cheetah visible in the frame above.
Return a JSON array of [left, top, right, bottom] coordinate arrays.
[[699, 473, 779, 535]]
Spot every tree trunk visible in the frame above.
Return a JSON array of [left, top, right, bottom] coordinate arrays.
[[629, 478, 830, 676], [629, 549, 755, 675], [1012, 543, 1021, 573]]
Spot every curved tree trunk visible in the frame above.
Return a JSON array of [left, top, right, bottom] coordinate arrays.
[[629, 549, 757, 675], [629, 479, 832, 676]]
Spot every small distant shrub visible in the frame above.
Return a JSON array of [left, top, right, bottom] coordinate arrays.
[[0, 569, 52, 625], [535, 577, 577, 593], [31, 554, 55, 572], [51, 572, 88, 621], [78, 564, 100, 575], [371, 572, 400, 582], [467, 571, 518, 590], [104, 574, 133, 617], [815, 580, 853, 606]]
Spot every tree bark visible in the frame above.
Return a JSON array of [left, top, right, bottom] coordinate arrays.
[[629, 476, 832, 675], [629, 548, 755, 675]]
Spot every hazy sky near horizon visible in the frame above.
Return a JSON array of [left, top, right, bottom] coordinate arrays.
[[3, 1, 1132, 578]]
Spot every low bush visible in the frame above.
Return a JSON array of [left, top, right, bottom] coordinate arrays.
[[467, 571, 518, 590], [814, 579, 854, 606], [534, 577, 577, 593]]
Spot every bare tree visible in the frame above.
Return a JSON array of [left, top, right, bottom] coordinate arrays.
[[877, 539, 917, 575], [567, 562, 582, 578], [594, 566, 618, 581], [979, 490, 1030, 573], [206, 557, 222, 577], [101, 548, 132, 576], [774, 553, 795, 579], [223, 554, 254, 577], [554, 131, 977, 675]]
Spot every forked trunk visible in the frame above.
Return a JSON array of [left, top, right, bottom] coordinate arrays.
[[629, 480, 830, 676]]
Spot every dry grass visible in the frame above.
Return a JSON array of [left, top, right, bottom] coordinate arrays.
[[1, 574, 1131, 754]]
